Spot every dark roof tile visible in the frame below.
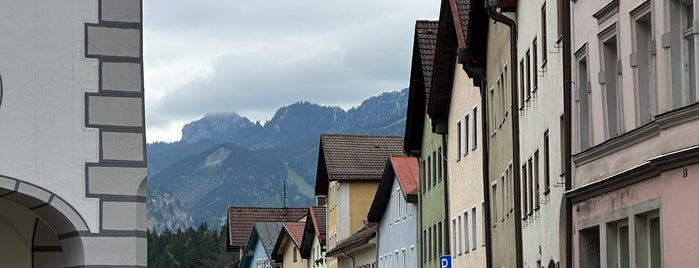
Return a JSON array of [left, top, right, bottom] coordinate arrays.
[[415, 20, 439, 92], [228, 206, 308, 250]]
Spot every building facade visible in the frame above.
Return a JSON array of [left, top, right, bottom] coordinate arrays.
[[0, 0, 146, 267], [314, 134, 404, 268], [368, 156, 419, 268], [300, 206, 327, 268], [516, 0, 567, 267], [272, 223, 307, 268], [569, 0, 699, 267]]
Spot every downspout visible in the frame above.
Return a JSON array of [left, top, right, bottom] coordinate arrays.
[[458, 50, 493, 268], [485, 5, 524, 268], [340, 252, 355, 268], [563, 0, 573, 267], [479, 74, 493, 268], [441, 135, 451, 257]]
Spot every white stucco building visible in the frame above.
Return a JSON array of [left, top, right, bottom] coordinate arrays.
[[0, 0, 146, 267], [516, 0, 567, 267]]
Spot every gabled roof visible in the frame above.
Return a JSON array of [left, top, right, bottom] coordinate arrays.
[[325, 223, 378, 257], [271, 222, 306, 262], [404, 21, 439, 155], [241, 222, 286, 268], [367, 156, 419, 222], [427, 0, 465, 133], [300, 206, 327, 259], [227, 206, 309, 250], [315, 134, 405, 195]]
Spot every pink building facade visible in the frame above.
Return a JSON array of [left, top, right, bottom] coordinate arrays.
[[570, 0, 699, 267]]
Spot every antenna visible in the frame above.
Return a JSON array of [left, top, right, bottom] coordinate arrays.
[[283, 179, 287, 209], [282, 179, 288, 221]]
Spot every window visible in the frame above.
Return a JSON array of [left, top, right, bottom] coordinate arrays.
[[422, 160, 427, 193], [528, 157, 534, 215], [543, 130, 551, 193], [520, 59, 526, 109], [454, 217, 460, 255], [534, 151, 540, 210], [438, 221, 443, 254], [631, 3, 655, 125], [579, 226, 601, 268], [427, 156, 432, 189], [576, 46, 592, 150], [481, 202, 486, 246], [492, 183, 498, 226], [437, 148, 443, 182], [433, 224, 438, 257], [402, 248, 406, 268], [607, 220, 630, 268], [433, 151, 437, 185], [464, 211, 470, 253], [473, 107, 478, 149], [428, 226, 432, 260], [423, 230, 427, 263], [410, 246, 415, 268], [490, 88, 496, 132], [541, 3, 548, 64], [501, 175, 506, 221], [457, 121, 462, 161], [636, 212, 662, 268], [599, 25, 623, 138], [472, 207, 477, 250], [533, 39, 539, 91], [526, 49, 532, 101], [669, 0, 696, 108], [498, 72, 506, 124], [521, 164, 528, 217], [293, 247, 298, 262], [465, 115, 470, 155]]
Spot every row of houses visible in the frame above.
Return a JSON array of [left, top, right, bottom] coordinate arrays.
[[226, 0, 699, 267]]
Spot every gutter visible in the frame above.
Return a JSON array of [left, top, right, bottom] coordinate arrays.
[[458, 51, 492, 268], [563, 0, 573, 267], [485, 5, 524, 268]]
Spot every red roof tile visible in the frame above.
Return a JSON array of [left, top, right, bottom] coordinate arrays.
[[284, 222, 306, 247], [227, 206, 309, 250], [390, 156, 419, 196]]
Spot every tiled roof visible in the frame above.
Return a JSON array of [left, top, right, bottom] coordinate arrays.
[[416, 20, 439, 92], [390, 156, 419, 196], [300, 206, 327, 258], [284, 222, 306, 247], [253, 222, 286, 259], [367, 156, 419, 222], [228, 206, 308, 250], [325, 224, 378, 257], [315, 134, 405, 195], [311, 206, 327, 238], [454, 0, 471, 46]]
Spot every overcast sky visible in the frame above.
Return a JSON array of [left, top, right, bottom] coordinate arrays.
[[144, 0, 440, 143]]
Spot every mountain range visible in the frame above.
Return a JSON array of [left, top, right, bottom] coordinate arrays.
[[147, 88, 409, 231]]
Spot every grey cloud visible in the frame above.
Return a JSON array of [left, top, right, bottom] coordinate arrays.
[[144, 0, 439, 136]]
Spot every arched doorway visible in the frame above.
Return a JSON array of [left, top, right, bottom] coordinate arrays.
[[0, 175, 88, 268]]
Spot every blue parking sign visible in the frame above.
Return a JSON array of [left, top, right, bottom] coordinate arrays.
[[440, 255, 451, 268]]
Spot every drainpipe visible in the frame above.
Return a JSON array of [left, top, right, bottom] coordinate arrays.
[[363, 220, 379, 267], [458, 50, 492, 268], [441, 135, 451, 257], [485, 5, 524, 268], [563, 0, 573, 266], [340, 252, 355, 268]]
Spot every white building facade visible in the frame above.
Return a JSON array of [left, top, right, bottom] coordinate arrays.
[[0, 0, 146, 267], [516, 0, 567, 267]]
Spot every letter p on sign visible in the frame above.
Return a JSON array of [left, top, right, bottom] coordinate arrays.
[[439, 255, 451, 268]]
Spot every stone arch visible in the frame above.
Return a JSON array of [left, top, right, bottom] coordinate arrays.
[[0, 174, 88, 267]]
